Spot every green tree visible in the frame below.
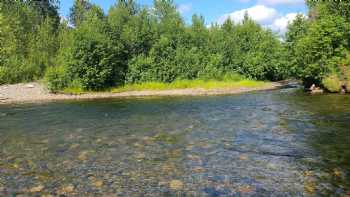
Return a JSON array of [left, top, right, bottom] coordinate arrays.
[[69, 0, 93, 27], [67, 5, 125, 90]]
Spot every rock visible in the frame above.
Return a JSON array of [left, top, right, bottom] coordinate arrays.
[[61, 184, 74, 193], [304, 181, 316, 193], [169, 180, 183, 190], [29, 185, 44, 193], [239, 155, 248, 161], [237, 185, 253, 193], [308, 84, 324, 93], [162, 163, 175, 172], [333, 168, 343, 178], [78, 151, 89, 161], [93, 180, 104, 187], [192, 167, 205, 173], [309, 84, 316, 91], [303, 171, 313, 177], [311, 88, 324, 94], [25, 84, 35, 88]]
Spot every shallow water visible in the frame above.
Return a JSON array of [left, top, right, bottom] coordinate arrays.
[[0, 88, 349, 196]]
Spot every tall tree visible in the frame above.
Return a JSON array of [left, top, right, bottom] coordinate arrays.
[[69, 0, 93, 27]]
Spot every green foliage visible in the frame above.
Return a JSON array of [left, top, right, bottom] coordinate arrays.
[[0, 67, 5, 85], [0, 1, 59, 84], [45, 66, 69, 93], [69, 0, 93, 27], [322, 74, 342, 93], [287, 1, 350, 89], [2, 0, 292, 92], [66, 9, 125, 90]]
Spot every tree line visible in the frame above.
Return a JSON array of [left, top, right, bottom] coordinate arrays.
[[0, 0, 349, 93]]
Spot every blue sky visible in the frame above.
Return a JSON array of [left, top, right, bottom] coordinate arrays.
[[59, 0, 307, 35]]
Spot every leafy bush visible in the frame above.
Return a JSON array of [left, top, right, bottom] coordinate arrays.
[[197, 54, 224, 80], [66, 10, 125, 91], [222, 72, 245, 82], [0, 67, 5, 85], [45, 66, 69, 93], [126, 54, 155, 83], [322, 74, 342, 92]]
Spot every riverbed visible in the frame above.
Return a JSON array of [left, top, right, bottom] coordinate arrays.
[[0, 87, 349, 196]]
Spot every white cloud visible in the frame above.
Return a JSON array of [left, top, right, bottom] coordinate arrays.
[[269, 13, 299, 35], [217, 5, 304, 36], [218, 5, 278, 25], [257, 0, 304, 6], [177, 3, 192, 14]]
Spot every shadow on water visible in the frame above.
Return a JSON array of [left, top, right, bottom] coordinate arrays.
[[0, 87, 349, 196]]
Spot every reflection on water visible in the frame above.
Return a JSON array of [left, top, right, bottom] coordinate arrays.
[[0, 88, 349, 196]]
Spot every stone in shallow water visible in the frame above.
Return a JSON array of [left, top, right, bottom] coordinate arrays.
[[170, 180, 183, 190], [304, 180, 316, 194], [192, 167, 206, 173], [333, 168, 343, 178], [239, 155, 248, 161], [78, 151, 89, 161], [29, 185, 44, 193], [60, 184, 74, 193], [237, 185, 253, 193], [93, 180, 104, 187]]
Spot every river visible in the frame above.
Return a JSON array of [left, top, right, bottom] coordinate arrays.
[[0, 87, 349, 196]]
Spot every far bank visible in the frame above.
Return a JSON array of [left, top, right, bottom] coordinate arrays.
[[0, 80, 283, 105]]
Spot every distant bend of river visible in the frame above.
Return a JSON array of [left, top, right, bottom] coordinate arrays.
[[0, 87, 349, 196]]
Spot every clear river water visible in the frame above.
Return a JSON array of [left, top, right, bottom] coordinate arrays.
[[0, 87, 349, 196]]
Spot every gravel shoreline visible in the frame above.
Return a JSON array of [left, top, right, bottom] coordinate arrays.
[[0, 82, 283, 105]]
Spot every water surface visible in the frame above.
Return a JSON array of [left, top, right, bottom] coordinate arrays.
[[0, 88, 349, 196]]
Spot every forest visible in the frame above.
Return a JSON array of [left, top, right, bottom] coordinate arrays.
[[0, 0, 349, 93]]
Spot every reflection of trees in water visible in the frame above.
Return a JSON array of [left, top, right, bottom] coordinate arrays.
[[280, 91, 350, 193]]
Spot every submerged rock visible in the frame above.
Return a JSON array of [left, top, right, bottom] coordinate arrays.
[[93, 180, 104, 188], [60, 184, 74, 193], [170, 180, 183, 190], [29, 185, 44, 193], [237, 185, 253, 194]]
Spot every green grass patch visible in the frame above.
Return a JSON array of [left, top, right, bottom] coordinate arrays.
[[62, 86, 85, 95], [111, 79, 270, 93]]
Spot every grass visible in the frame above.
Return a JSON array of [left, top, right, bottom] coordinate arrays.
[[62, 86, 85, 95], [111, 79, 270, 93]]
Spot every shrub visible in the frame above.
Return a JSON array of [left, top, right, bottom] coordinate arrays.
[[126, 54, 155, 83], [0, 67, 5, 85], [44, 66, 69, 93], [63, 79, 84, 95], [198, 54, 224, 80], [322, 74, 342, 93], [223, 72, 245, 82]]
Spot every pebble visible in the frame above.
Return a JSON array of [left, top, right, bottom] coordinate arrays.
[[93, 180, 104, 187], [192, 167, 205, 173], [25, 84, 35, 88], [170, 180, 183, 190], [237, 185, 253, 193], [239, 155, 248, 161], [78, 151, 89, 161], [29, 185, 44, 193], [61, 184, 75, 193]]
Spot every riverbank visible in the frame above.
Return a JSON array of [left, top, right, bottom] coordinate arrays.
[[0, 81, 284, 105]]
